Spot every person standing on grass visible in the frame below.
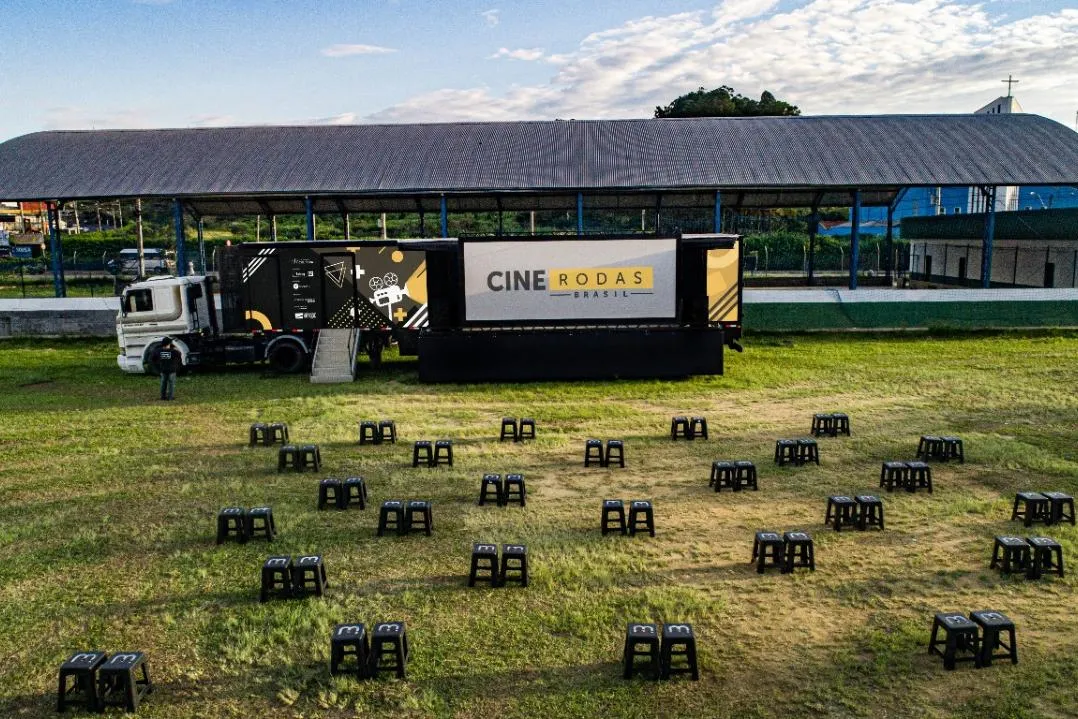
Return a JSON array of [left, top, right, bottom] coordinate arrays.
[[154, 337, 180, 401]]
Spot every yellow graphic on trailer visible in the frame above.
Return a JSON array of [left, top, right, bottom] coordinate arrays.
[[707, 246, 740, 323], [245, 310, 273, 331]]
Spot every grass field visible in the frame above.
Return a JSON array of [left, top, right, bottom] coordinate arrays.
[[0, 333, 1076, 718]]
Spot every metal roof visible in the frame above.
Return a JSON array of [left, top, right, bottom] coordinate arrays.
[[1, 114, 1076, 214]]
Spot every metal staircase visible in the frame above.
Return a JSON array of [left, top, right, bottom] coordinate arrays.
[[309, 327, 359, 383]]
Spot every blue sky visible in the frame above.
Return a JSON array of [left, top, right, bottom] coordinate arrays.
[[1, 0, 1075, 142]]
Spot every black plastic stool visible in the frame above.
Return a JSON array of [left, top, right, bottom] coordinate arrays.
[[1041, 491, 1075, 526], [405, 500, 433, 536], [990, 536, 1031, 574], [751, 531, 784, 573], [660, 624, 699, 680], [1012, 492, 1049, 527], [359, 420, 380, 445], [970, 611, 1017, 667], [929, 613, 981, 669], [277, 444, 301, 472], [602, 499, 626, 535], [825, 496, 858, 532], [377, 500, 405, 536], [292, 554, 328, 598], [267, 422, 289, 445], [670, 415, 691, 440], [260, 556, 293, 602], [378, 420, 397, 444], [917, 435, 945, 461], [500, 544, 528, 587], [710, 461, 736, 491], [734, 460, 758, 491], [782, 531, 815, 573], [905, 461, 933, 493], [518, 417, 536, 441], [469, 543, 499, 587], [855, 495, 884, 531], [97, 652, 152, 712], [606, 440, 625, 468], [412, 440, 433, 467], [249, 422, 269, 447], [433, 439, 453, 466], [342, 477, 368, 509], [247, 506, 276, 541], [504, 473, 526, 507], [689, 416, 708, 440], [299, 444, 321, 472], [774, 439, 797, 466], [479, 474, 504, 506], [57, 651, 108, 713], [216, 507, 248, 544], [831, 413, 850, 436], [810, 413, 833, 437], [318, 479, 342, 510], [330, 623, 369, 678], [585, 439, 605, 467], [500, 417, 518, 442], [796, 438, 819, 465], [880, 461, 908, 492], [1026, 536, 1064, 579], [940, 436, 964, 462], [623, 623, 660, 679], [628, 500, 655, 537], [369, 622, 409, 679]]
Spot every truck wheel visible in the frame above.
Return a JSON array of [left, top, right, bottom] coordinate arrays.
[[267, 341, 307, 374]]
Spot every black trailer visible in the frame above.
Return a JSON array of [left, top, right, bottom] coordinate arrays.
[[415, 233, 742, 381], [217, 240, 429, 368]]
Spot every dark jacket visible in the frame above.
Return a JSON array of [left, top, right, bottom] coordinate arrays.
[[155, 345, 181, 374]]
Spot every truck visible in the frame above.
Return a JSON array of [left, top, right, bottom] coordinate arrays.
[[115, 240, 429, 375], [115, 233, 743, 381]]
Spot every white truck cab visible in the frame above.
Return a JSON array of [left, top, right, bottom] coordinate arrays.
[[116, 275, 213, 373]]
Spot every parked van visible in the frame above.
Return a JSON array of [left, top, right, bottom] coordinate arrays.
[[107, 248, 172, 276]]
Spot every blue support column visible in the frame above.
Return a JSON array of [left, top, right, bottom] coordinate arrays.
[[885, 205, 895, 283], [197, 218, 206, 274], [849, 190, 861, 290], [305, 196, 315, 242], [981, 186, 997, 288], [47, 202, 66, 297], [439, 195, 448, 237], [807, 209, 819, 286], [173, 199, 187, 277], [577, 192, 584, 236], [713, 191, 722, 233]]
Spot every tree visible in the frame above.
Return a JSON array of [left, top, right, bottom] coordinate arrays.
[[654, 86, 800, 118]]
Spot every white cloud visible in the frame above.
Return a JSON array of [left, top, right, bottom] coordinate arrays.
[[321, 43, 397, 58], [490, 47, 545, 61], [41, 106, 153, 130], [366, 0, 1078, 127], [481, 9, 500, 26], [189, 114, 236, 127], [309, 113, 358, 125]]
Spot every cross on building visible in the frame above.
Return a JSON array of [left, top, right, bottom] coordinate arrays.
[[1002, 75, 1019, 97]]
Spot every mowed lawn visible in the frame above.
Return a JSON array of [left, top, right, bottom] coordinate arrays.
[[0, 332, 1076, 719]]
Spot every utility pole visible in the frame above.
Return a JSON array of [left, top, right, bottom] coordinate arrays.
[[135, 198, 145, 278]]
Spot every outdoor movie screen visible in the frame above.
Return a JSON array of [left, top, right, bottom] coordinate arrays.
[[463, 238, 677, 322]]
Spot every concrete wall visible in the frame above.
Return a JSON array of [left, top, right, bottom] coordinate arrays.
[[909, 239, 1078, 288], [0, 297, 118, 337]]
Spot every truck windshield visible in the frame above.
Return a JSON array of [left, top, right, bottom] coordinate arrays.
[[123, 289, 154, 314]]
